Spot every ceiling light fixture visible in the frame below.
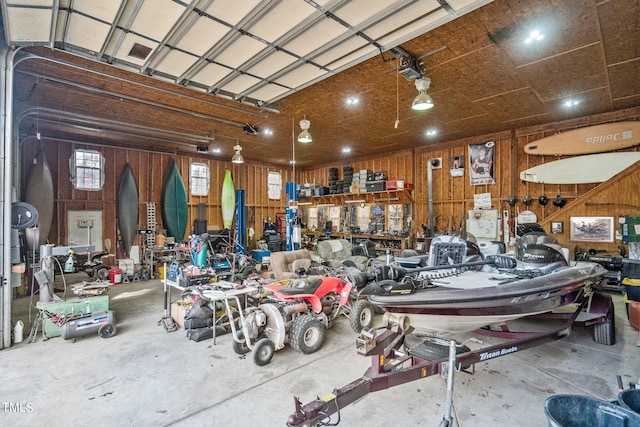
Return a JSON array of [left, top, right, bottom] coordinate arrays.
[[426, 129, 437, 137], [263, 128, 273, 136], [412, 77, 434, 111], [564, 100, 579, 108], [524, 30, 545, 44], [298, 116, 312, 143], [342, 147, 351, 153], [231, 143, 244, 163], [346, 96, 359, 105]]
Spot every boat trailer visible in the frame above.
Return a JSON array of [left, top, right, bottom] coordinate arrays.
[[286, 292, 613, 427]]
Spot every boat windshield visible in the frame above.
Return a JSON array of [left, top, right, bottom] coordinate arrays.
[[516, 232, 566, 265]]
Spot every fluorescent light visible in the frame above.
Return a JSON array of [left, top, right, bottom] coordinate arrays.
[[317, 203, 335, 207], [374, 197, 400, 202], [298, 202, 312, 206], [345, 199, 365, 203]]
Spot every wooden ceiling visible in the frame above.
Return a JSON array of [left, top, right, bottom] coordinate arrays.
[[4, 0, 640, 168]]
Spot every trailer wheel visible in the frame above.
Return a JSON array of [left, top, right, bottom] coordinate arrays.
[[593, 299, 616, 346], [98, 323, 117, 338], [93, 265, 110, 281], [252, 338, 275, 366], [404, 334, 470, 364], [290, 315, 326, 354], [232, 332, 251, 355], [349, 300, 375, 333]]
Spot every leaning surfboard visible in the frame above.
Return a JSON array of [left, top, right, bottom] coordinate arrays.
[[520, 152, 640, 184], [221, 169, 235, 229], [524, 121, 640, 156], [117, 163, 139, 258], [161, 158, 188, 240], [24, 148, 54, 250]]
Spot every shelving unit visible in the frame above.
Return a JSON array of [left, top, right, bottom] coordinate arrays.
[[297, 188, 414, 206], [300, 231, 410, 253]]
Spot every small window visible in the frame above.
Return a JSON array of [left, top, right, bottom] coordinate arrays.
[[190, 162, 210, 196], [69, 149, 105, 191]]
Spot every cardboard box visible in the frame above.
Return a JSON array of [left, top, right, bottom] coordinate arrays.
[[118, 258, 134, 275], [171, 302, 190, 329]]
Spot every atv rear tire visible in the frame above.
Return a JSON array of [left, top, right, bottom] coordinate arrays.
[[349, 300, 375, 333], [290, 315, 326, 354]]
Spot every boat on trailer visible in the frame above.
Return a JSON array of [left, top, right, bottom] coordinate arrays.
[[359, 234, 607, 334]]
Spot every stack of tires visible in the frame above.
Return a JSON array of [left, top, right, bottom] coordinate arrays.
[[343, 166, 354, 193], [328, 167, 339, 194]]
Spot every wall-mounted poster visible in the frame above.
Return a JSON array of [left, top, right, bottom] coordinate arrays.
[[469, 141, 495, 185], [570, 216, 615, 242], [450, 155, 464, 177]]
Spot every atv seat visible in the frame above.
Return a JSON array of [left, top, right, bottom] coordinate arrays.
[[276, 278, 323, 295]]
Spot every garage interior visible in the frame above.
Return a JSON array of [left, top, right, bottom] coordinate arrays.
[[1, 0, 640, 426]]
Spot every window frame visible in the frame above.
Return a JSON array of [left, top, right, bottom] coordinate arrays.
[[68, 149, 105, 191], [189, 162, 210, 196]]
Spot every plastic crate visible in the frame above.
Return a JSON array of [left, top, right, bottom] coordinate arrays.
[[622, 258, 640, 279]]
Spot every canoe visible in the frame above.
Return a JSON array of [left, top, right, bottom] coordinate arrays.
[[24, 148, 54, 250], [161, 158, 188, 240], [117, 163, 139, 257]]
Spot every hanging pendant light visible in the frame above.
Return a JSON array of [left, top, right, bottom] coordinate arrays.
[[411, 77, 434, 111], [298, 116, 312, 143], [231, 143, 244, 163]]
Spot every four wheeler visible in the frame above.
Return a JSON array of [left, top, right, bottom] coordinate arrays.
[[232, 276, 375, 366]]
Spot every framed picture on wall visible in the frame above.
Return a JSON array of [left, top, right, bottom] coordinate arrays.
[[569, 216, 614, 242], [551, 221, 563, 234]]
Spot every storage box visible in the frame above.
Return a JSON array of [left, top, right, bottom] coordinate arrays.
[[251, 249, 271, 263], [314, 186, 330, 196], [366, 181, 386, 192], [385, 180, 405, 190], [118, 258, 134, 275], [623, 259, 640, 280], [404, 182, 414, 190], [171, 302, 190, 329], [622, 278, 640, 302]]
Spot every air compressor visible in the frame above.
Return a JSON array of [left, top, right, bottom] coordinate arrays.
[[60, 310, 117, 341]]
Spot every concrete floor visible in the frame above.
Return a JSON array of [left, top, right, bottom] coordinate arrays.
[[2, 273, 639, 427]]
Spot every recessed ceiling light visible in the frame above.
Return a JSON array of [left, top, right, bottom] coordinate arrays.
[[263, 128, 273, 136], [563, 100, 579, 107], [524, 30, 545, 44], [211, 147, 221, 153], [346, 96, 359, 106], [342, 147, 351, 153], [426, 129, 438, 137], [289, 160, 296, 164]]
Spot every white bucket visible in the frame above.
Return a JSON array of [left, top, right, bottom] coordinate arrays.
[[13, 320, 24, 344]]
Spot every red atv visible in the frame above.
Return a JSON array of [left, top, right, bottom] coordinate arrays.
[[232, 276, 375, 366]]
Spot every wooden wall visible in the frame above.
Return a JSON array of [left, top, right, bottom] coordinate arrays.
[[298, 106, 640, 256], [20, 106, 640, 259], [20, 137, 292, 253]]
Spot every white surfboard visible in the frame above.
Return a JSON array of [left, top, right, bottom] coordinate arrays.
[[520, 152, 640, 184]]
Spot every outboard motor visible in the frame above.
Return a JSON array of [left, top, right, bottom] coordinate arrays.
[[515, 232, 567, 275]]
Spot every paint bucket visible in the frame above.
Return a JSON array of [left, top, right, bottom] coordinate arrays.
[[109, 268, 122, 284], [13, 320, 24, 344]]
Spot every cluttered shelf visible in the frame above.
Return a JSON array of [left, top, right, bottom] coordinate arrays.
[[300, 231, 410, 253], [298, 188, 414, 205]]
